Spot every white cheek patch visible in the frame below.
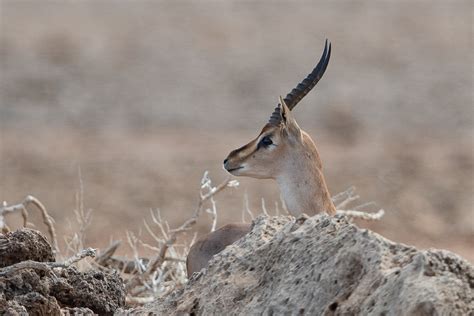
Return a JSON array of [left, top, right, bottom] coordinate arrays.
[[269, 143, 278, 151]]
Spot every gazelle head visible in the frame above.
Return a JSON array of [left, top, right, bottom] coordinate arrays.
[[223, 40, 331, 180]]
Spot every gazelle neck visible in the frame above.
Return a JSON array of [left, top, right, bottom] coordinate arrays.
[[276, 133, 336, 216]]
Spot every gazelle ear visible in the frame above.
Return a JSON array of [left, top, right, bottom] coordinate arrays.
[[279, 96, 302, 139]]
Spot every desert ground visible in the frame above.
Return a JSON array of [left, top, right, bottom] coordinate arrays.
[[1, 1, 472, 261]]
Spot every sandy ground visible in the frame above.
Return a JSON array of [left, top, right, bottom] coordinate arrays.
[[1, 1, 473, 261]]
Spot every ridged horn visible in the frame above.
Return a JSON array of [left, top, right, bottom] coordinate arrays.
[[269, 39, 331, 125]]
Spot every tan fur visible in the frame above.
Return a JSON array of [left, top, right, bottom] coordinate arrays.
[[186, 223, 250, 275], [188, 43, 334, 275], [187, 102, 336, 276]]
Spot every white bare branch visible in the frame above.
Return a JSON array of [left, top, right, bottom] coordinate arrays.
[[336, 209, 385, 221], [333, 187, 385, 221], [123, 172, 236, 297], [261, 198, 269, 216], [0, 195, 58, 254], [0, 247, 96, 277], [242, 193, 254, 223]]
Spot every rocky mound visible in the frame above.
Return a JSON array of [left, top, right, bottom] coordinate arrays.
[[0, 229, 125, 315], [135, 214, 473, 315], [0, 228, 55, 268]]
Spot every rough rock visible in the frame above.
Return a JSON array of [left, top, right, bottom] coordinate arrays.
[[137, 214, 474, 315], [0, 229, 126, 315], [51, 267, 126, 314], [0, 265, 125, 315], [60, 307, 95, 315], [0, 228, 55, 267], [0, 295, 28, 315]]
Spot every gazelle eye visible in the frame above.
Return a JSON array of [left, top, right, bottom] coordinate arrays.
[[259, 136, 273, 149]]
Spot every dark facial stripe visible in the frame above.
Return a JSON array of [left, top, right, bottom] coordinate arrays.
[[228, 125, 278, 161]]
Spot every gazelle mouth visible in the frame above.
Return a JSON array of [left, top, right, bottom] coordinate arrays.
[[226, 166, 244, 173]]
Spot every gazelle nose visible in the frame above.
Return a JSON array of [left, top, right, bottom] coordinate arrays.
[[223, 158, 228, 166]]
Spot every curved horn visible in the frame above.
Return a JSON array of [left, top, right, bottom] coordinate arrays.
[[284, 39, 331, 110], [269, 39, 331, 125]]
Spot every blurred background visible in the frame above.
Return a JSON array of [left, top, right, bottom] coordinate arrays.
[[1, 1, 472, 261]]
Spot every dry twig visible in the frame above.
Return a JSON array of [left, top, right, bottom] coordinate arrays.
[[95, 240, 122, 266], [0, 195, 59, 254], [123, 172, 238, 298], [126, 175, 232, 289], [0, 248, 96, 277], [333, 187, 385, 221], [242, 193, 254, 223], [64, 168, 93, 258], [337, 209, 385, 221]]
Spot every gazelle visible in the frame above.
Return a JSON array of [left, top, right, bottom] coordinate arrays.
[[187, 40, 334, 276]]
